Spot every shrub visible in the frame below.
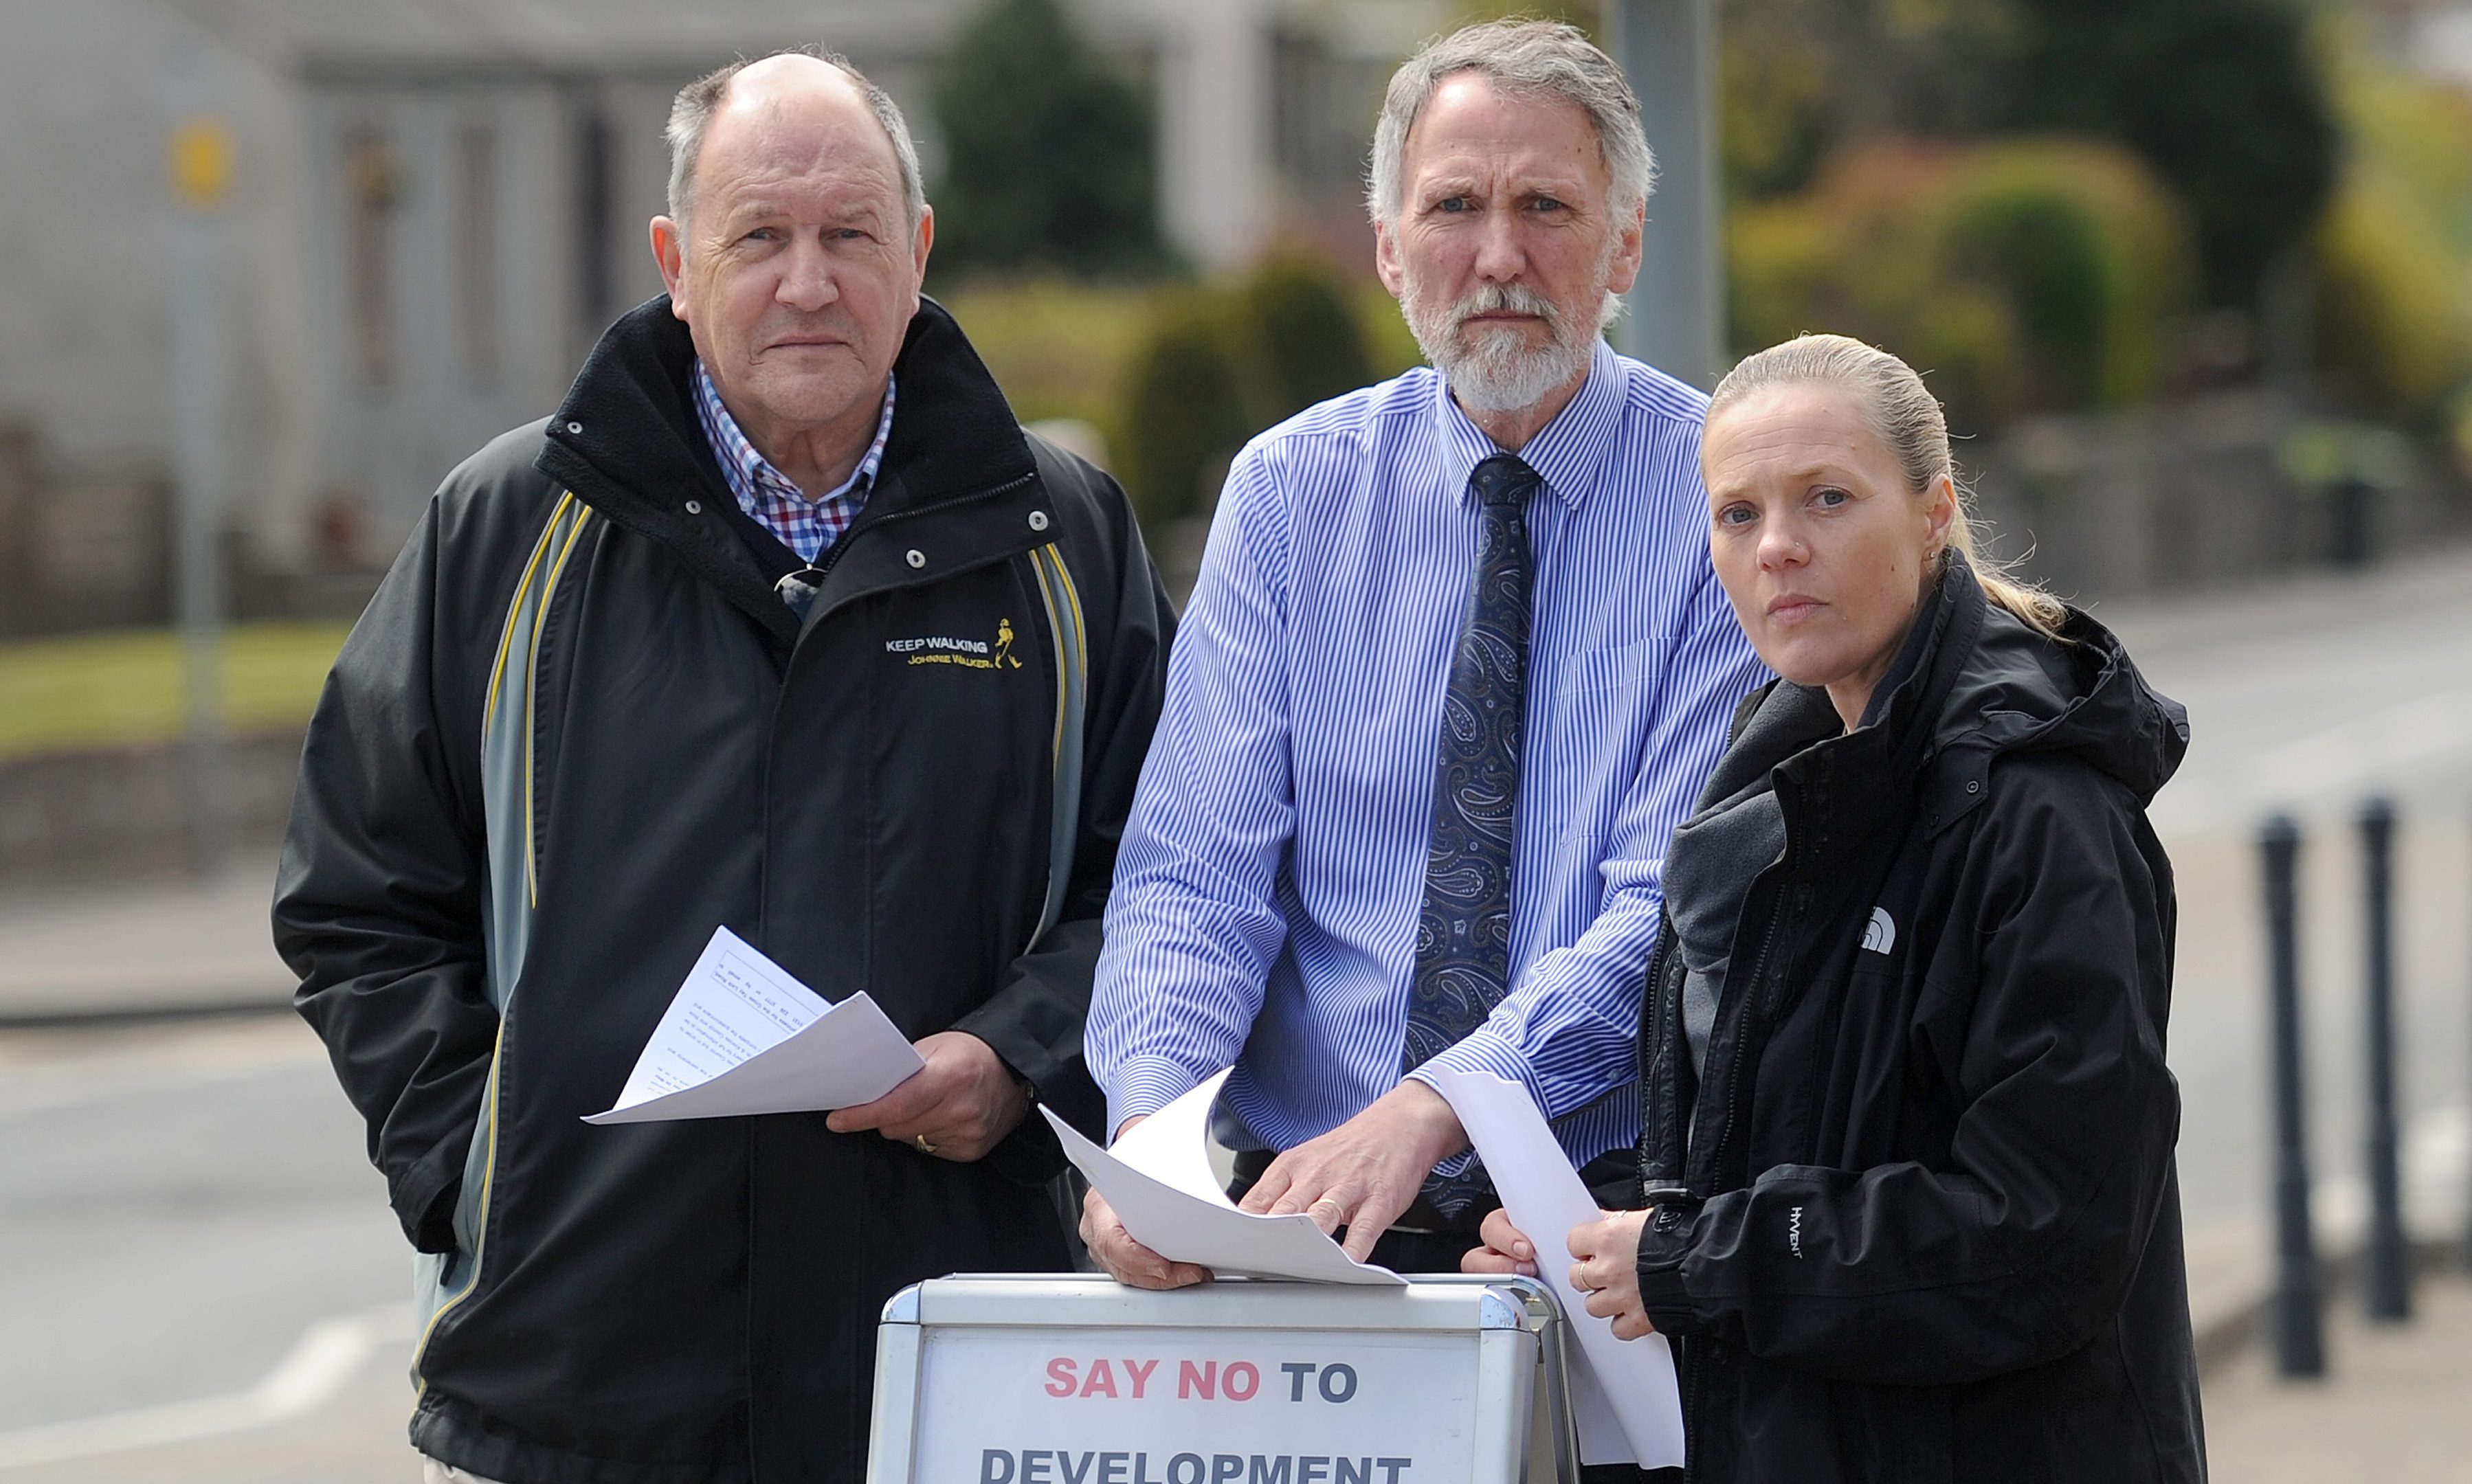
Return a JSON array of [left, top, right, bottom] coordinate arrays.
[[1115, 291, 1265, 530], [2308, 37, 2472, 418], [2314, 179, 2472, 416], [1114, 256, 1379, 526], [1728, 137, 2195, 430], [939, 280, 1157, 429]]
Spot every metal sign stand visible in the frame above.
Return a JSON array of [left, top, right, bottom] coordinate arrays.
[[867, 1275, 1583, 1484]]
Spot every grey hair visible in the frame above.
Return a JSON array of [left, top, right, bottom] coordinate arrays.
[[1709, 334, 2069, 638], [1367, 19, 1655, 227], [665, 47, 926, 233]]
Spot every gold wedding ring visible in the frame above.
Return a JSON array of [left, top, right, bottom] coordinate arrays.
[[914, 1134, 938, 1155]]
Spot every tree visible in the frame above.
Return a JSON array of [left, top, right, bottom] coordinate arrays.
[[1995, 0, 2337, 309], [1719, 0, 2337, 308], [929, 0, 1163, 280]]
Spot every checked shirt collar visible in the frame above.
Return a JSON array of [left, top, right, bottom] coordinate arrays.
[[692, 359, 895, 565]]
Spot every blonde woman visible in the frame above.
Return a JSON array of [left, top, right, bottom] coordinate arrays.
[[1471, 335, 2202, 1482]]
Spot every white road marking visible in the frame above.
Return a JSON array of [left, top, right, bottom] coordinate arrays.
[[0, 1303, 411, 1471]]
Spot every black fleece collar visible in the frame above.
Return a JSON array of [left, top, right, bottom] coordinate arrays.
[[537, 294, 1032, 526], [529, 294, 1036, 645]]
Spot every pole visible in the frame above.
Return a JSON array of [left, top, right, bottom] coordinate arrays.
[[2261, 814, 2325, 1377], [2359, 796, 2412, 1320], [168, 55, 233, 877], [1602, 0, 1724, 387]]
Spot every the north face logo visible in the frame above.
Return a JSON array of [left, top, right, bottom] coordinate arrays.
[[1861, 906, 1896, 955]]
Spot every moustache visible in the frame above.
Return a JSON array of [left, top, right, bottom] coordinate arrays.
[[1450, 283, 1563, 336]]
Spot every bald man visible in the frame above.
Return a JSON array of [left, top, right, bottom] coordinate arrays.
[[278, 49, 1171, 1484]]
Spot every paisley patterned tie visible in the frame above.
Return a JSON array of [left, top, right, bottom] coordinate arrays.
[[1405, 452, 1538, 1213]]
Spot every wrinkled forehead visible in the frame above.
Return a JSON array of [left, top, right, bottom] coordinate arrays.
[[1401, 73, 1610, 194], [698, 78, 904, 215]]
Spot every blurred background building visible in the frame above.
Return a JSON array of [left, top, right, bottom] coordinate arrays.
[[0, 0, 1454, 636]]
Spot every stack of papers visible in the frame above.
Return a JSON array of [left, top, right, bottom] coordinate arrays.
[[583, 927, 923, 1125], [1043, 1070, 1403, 1285]]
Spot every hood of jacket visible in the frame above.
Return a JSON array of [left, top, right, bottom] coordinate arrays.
[[1706, 553, 2190, 842]]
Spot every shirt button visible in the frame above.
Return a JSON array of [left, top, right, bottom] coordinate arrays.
[[1966, 780, 1981, 794], [905, 548, 927, 569], [684, 499, 702, 515], [565, 420, 583, 435], [1027, 510, 1050, 532]]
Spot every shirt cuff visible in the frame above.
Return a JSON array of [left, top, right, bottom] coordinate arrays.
[[1104, 1054, 1208, 1141], [1405, 1027, 1548, 1178]]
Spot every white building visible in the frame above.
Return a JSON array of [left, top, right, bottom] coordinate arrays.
[[0, 0, 1449, 621]]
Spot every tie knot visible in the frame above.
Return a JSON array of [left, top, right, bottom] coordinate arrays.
[[1469, 453, 1540, 508]]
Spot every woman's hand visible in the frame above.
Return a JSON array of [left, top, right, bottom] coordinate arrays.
[[1568, 1208, 1657, 1340], [1461, 1208, 1540, 1276]]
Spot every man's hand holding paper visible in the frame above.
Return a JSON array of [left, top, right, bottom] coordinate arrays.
[[827, 1030, 1029, 1162]]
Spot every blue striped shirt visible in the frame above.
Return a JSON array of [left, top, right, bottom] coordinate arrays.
[[1090, 339, 1768, 1178]]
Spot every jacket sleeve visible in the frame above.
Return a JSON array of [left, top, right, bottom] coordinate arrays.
[[1633, 757, 2181, 1386], [954, 449, 1176, 1180], [274, 488, 506, 1253]]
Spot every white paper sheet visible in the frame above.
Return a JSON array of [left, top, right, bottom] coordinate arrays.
[[1426, 1066, 1687, 1470], [584, 927, 924, 1124], [1043, 1070, 1405, 1285]]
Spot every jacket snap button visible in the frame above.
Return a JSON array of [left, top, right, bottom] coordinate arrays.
[[1027, 510, 1050, 532], [905, 549, 927, 569], [684, 499, 702, 515], [1967, 780, 1981, 794], [565, 420, 583, 434]]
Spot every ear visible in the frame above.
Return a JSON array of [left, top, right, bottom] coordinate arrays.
[[910, 204, 935, 300], [1605, 195, 1646, 297], [652, 216, 689, 319], [1922, 473, 1958, 559], [1373, 216, 1405, 300]]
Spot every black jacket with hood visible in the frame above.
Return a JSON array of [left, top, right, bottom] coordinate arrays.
[[275, 295, 1172, 1484], [1627, 557, 2203, 1483]]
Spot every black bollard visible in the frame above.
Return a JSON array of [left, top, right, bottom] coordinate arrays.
[[2359, 798, 2414, 1320], [2261, 815, 2325, 1376]]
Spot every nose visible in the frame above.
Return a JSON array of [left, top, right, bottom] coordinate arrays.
[[1471, 208, 1526, 284], [1757, 514, 1807, 570], [775, 234, 838, 312]]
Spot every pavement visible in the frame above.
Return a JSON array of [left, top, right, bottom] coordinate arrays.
[[2203, 1269, 2472, 1483], [1, 543, 2469, 1476], [0, 857, 292, 1023]]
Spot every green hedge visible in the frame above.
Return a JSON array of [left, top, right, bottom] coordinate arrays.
[[1729, 138, 2196, 431], [948, 258, 1410, 531]]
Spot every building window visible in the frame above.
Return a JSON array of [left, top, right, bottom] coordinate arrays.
[[458, 122, 500, 374], [346, 126, 400, 385]]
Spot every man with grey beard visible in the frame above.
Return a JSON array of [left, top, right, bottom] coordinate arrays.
[[1082, 19, 1766, 1287]]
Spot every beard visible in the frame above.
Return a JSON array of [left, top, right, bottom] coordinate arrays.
[[1401, 270, 1620, 417]]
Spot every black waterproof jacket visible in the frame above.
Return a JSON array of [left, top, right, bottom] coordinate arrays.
[[1627, 559, 2202, 1483], [276, 296, 1172, 1484]]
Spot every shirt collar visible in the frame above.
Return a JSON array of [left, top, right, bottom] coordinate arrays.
[[1433, 335, 1627, 511], [692, 359, 896, 512]]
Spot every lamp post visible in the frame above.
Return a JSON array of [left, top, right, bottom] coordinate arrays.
[[168, 63, 234, 877], [1603, 0, 1724, 387]]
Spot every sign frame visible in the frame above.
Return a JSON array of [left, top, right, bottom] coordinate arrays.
[[867, 1274, 1585, 1484]]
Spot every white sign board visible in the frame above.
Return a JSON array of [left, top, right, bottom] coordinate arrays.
[[869, 1279, 1561, 1484], [914, 1327, 1484, 1484]]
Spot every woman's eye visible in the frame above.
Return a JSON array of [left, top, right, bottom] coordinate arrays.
[[1812, 486, 1850, 508], [1717, 504, 1756, 527]]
